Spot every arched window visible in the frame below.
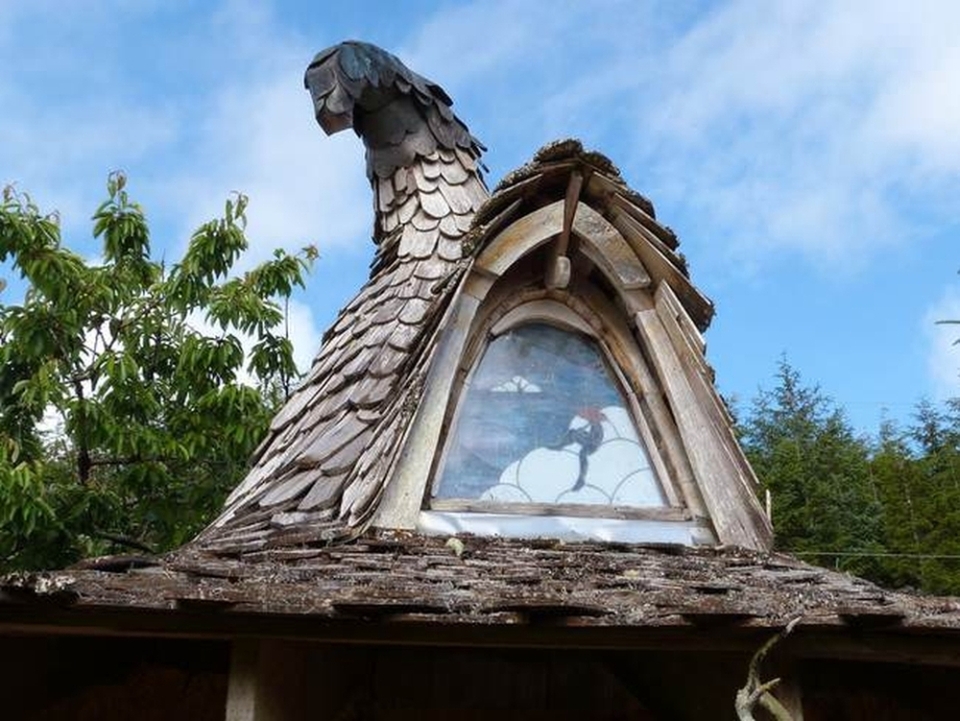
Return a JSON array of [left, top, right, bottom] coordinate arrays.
[[434, 322, 667, 509], [420, 294, 714, 544]]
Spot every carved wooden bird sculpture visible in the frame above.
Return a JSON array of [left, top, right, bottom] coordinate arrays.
[[201, 41, 489, 546]]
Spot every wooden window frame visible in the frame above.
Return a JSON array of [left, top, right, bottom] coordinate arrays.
[[427, 287, 692, 521]]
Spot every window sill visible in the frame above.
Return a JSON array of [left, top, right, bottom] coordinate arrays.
[[417, 509, 716, 546]]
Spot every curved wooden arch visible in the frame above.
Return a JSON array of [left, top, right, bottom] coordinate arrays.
[[474, 200, 651, 291]]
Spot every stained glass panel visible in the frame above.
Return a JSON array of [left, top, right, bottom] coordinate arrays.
[[435, 323, 666, 508]]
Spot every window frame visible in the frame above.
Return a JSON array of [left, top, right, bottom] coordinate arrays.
[[427, 289, 687, 521]]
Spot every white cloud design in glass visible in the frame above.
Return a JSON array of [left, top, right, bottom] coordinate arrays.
[[436, 323, 666, 507]]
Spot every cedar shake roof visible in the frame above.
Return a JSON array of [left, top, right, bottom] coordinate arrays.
[[4, 537, 960, 660], [194, 41, 773, 554], [196, 42, 490, 549]]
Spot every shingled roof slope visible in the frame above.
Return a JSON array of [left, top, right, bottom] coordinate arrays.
[[195, 42, 489, 550], [195, 135, 738, 554], [5, 538, 960, 662]]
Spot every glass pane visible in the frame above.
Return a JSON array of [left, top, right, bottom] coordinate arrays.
[[435, 323, 666, 508]]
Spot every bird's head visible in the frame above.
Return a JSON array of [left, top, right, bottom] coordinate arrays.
[[577, 407, 608, 424], [304, 40, 454, 136], [303, 40, 483, 181]]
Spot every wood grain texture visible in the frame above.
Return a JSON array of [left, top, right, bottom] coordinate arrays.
[[9, 535, 960, 648]]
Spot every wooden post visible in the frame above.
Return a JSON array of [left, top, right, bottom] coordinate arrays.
[[225, 640, 308, 721], [634, 301, 772, 550], [225, 640, 259, 721]]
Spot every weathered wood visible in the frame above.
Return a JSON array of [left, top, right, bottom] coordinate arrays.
[[438, 178, 476, 215], [225, 640, 259, 721], [585, 170, 677, 249], [654, 284, 764, 511], [572, 203, 651, 290], [297, 473, 345, 511], [608, 191, 679, 251], [410, 207, 440, 231], [655, 280, 706, 356], [655, 286, 716, 401], [573, 283, 705, 517], [9, 535, 960, 672], [545, 254, 571, 289], [475, 200, 565, 276], [436, 236, 460, 261], [612, 209, 714, 330], [634, 307, 773, 550], [372, 292, 481, 530], [489, 299, 595, 337], [257, 473, 317, 508], [225, 640, 312, 721], [554, 169, 583, 260], [429, 499, 692, 521]]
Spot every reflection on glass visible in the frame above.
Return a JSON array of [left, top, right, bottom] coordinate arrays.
[[436, 323, 666, 507]]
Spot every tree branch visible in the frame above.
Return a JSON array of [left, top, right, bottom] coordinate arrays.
[[735, 616, 801, 721], [72, 379, 91, 485], [92, 531, 157, 555]]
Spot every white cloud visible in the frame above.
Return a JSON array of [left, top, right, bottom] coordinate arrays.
[[156, 73, 370, 266], [404, 0, 960, 270], [284, 298, 323, 372], [0, 1, 371, 260], [924, 286, 960, 400], [612, 1, 960, 269], [401, 0, 568, 84], [5, 0, 958, 345]]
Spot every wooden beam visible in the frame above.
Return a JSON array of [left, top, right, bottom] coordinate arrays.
[[476, 200, 650, 293], [372, 291, 481, 530], [654, 284, 767, 517], [475, 200, 564, 276], [429, 499, 692, 521], [225, 640, 259, 721], [555, 170, 584, 259], [584, 171, 678, 250], [611, 208, 714, 330], [572, 203, 651, 290], [655, 281, 706, 357], [634, 306, 772, 550], [226, 640, 309, 720], [574, 283, 707, 518], [225, 640, 369, 720]]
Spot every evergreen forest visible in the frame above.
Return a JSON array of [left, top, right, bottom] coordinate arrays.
[[741, 359, 960, 595]]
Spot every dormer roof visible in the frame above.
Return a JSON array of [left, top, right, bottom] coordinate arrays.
[[194, 43, 771, 556], [475, 138, 713, 332]]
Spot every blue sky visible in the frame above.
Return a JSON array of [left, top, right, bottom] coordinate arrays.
[[2, 0, 959, 434]]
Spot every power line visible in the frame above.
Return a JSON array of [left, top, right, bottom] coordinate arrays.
[[793, 551, 960, 560]]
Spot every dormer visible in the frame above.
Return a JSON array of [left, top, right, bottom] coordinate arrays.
[[195, 43, 772, 554], [374, 141, 772, 550]]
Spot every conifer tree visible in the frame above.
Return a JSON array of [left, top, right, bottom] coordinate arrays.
[[741, 359, 885, 576]]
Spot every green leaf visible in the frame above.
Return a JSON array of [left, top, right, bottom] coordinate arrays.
[[0, 174, 313, 572]]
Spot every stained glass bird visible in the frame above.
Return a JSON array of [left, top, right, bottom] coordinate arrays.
[[551, 407, 608, 491]]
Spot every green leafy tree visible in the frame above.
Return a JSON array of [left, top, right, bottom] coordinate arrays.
[[741, 359, 885, 576], [0, 174, 316, 570]]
